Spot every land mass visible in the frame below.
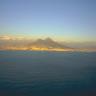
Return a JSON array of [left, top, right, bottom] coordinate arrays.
[[0, 37, 96, 52], [0, 38, 73, 51]]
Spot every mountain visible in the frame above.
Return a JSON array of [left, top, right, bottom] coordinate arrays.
[[0, 37, 73, 51], [1, 37, 95, 51], [27, 38, 72, 51]]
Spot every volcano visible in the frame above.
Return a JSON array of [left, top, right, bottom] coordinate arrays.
[[27, 38, 72, 51]]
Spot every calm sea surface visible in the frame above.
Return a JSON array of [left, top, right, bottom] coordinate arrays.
[[0, 51, 96, 96]]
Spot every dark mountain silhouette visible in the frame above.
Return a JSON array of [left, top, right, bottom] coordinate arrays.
[[28, 38, 71, 50]]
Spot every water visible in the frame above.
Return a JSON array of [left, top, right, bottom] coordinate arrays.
[[0, 51, 96, 96]]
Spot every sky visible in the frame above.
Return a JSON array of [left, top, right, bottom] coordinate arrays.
[[0, 0, 96, 42]]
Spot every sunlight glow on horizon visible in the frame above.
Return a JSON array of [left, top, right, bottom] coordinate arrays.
[[0, 34, 96, 43]]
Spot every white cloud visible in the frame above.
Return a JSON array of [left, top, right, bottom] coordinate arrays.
[[0, 35, 26, 41], [0, 36, 13, 40]]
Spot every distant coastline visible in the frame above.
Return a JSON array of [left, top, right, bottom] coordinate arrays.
[[0, 37, 96, 52]]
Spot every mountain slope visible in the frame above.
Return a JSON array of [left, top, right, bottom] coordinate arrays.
[[28, 38, 72, 51]]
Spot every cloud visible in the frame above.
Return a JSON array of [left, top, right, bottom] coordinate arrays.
[[0, 35, 26, 41], [0, 36, 13, 40]]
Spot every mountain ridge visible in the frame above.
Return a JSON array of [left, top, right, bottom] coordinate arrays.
[[28, 38, 72, 51], [3, 37, 96, 51]]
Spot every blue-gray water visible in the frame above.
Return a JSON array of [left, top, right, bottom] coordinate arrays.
[[0, 51, 96, 96]]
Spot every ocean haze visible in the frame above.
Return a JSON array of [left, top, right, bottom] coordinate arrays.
[[0, 51, 96, 96]]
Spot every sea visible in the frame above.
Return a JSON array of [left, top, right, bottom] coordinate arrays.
[[0, 51, 96, 96]]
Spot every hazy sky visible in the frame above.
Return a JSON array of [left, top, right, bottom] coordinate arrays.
[[0, 0, 96, 42]]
